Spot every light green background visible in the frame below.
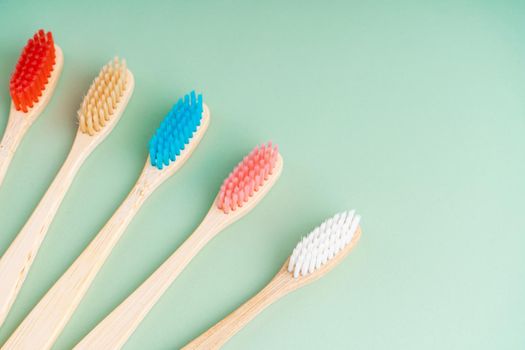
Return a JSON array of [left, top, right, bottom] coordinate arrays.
[[0, 0, 524, 349]]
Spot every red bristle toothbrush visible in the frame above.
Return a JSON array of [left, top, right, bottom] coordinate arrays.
[[0, 29, 63, 188], [74, 143, 283, 350]]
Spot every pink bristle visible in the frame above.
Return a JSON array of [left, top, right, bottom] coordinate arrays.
[[217, 143, 279, 214]]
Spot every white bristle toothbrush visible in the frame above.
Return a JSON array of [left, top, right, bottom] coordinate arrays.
[[74, 142, 283, 350], [0, 29, 63, 189], [2, 92, 209, 350], [183, 210, 361, 350], [0, 57, 134, 328]]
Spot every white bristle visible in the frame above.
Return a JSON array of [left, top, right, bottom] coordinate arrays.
[[287, 210, 360, 279]]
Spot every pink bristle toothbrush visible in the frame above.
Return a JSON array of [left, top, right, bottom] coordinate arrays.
[[74, 142, 283, 350]]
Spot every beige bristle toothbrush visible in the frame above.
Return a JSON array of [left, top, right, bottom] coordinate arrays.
[[0, 57, 134, 327], [183, 210, 362, 350], [2, 92, 209, 350], [0, 29, 63, 188], [74, 142, 283, 350]]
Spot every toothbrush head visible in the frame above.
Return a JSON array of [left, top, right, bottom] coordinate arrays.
[[78, 57, 132, 136], [288, 210, 361, 279], [217, 142, 282, 214], [9, 29, 57, 113], [149, 91, 204, 170]]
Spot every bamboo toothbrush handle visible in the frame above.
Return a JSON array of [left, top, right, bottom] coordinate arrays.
[[0, 110, 31, 187], [184, 270, 291, 350], [0, 134, 90, 327], [1, 172, 153, 350], [74, 209, 225, 350]]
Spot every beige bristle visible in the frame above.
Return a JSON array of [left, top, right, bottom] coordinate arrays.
[[77, 57, 128, 135]]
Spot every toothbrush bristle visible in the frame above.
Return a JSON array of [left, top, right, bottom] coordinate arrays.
[[217, 142, 279, 214], [78, 57, 129, 136], [9, 29, 56, 113], [148, 91, 203, 170], [288, 210, 361, 279]]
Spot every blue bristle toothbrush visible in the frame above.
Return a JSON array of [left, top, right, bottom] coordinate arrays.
[[2, 91, 210, 350]]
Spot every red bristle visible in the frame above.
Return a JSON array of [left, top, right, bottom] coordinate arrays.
[[9, 30, 56, 112], [217, 143, 279, 213]]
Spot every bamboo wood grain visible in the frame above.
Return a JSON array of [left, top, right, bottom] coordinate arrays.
[[0, 46, 63, 189], [0, 69, 134, 329], [183, 227, 361, 350], [74, 154, 283, 350], [1, 105, 209, 350]]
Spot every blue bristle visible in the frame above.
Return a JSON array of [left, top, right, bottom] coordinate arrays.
[[148, 91, 204, 169]]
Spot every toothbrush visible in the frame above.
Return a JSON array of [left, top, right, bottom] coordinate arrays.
[[74, 142, 283, 350], [2, 92, 209, 350], [183, 210, 362, 350], [0, 29, 63, 189], [0, 57, 134, 328]]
